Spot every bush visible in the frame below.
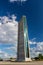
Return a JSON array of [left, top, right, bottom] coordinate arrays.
[[34, 57, 39, 60], [0, 58, 3, 61]]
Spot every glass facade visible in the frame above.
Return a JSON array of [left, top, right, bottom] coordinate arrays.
[[17, 16, 29, 61], [23, 16, 29, 58]]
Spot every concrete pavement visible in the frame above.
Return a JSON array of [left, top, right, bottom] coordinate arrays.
[[0, 61, 43, 65]]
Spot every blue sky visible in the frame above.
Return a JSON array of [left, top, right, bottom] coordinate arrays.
[[0, 0, 43, 42], [0, 0, 43, 58]]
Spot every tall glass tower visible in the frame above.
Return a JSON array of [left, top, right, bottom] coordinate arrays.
[[17, 16, 30, 61]]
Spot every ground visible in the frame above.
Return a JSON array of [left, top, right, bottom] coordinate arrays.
[[0, 61, 43, 65]]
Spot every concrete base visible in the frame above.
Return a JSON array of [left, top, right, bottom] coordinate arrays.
[[16, 58, 32, 62], [25, 58, 32, 61]]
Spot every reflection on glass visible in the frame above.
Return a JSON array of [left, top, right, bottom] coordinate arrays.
[[23, 16, 29, 58]]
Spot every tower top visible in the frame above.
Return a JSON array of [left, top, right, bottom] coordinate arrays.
[[22, 15, 26, 18], [19, 15, 26, 23], [22, 15, 26, 22]]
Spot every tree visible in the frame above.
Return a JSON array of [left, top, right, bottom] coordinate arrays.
[[0, 57, 3, 61], [38, 54, 43, 60], [34, 57, 39, 60], [10, 57, 13, 59]]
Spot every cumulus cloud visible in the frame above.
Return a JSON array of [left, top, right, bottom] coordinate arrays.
[[36, 42, 43, 52], [3, 39, 43, 58], [29, 39, 43, 58], [0, 15, 18, 43], [0, 14, 18, 58], [29, 40, 36, 44], [4, 38, 43, 58], [0, 49, 9, 58], [9, 0, 27, 3], [0, 42, 17, 59]]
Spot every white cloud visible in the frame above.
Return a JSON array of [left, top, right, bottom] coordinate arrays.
[[31, 38, 36, 41], [29, 38, 36, 44], [9, 0, 27, 3], [4, 53, 9, 58], [29, 40, 43, 58], [4, 43, 17, 58], [0, 15, 18, 58], [36, 42, 43, 52], [0, 49, 9, 58], [29, 40, 36, 44], [30, 47, 37, 58], [6, 38, 43, 58], [0, 47, 17, 58], [5, 37, 42, 58], [0, 50, 4, 54], [0, 15, 18, 43]]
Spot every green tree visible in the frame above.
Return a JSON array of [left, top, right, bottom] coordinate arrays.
[[10, 57, 13, 59], [38, 54, 43, 60], [0, 57, 3, 61]]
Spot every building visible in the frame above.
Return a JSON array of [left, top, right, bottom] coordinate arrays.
[[17, 16, 31, 61]]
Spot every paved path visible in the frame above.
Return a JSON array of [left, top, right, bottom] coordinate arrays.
[[0, 61, 43, 65]]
